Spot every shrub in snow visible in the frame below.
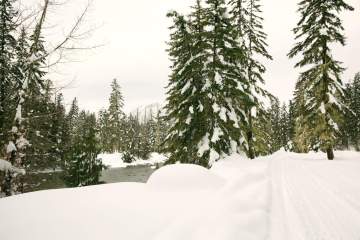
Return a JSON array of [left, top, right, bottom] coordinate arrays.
[[122, 151, 135, 163]]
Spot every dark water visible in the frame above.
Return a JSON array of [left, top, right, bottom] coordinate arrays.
[[25, 166, 157, 193], [100, 166, 157, 183]]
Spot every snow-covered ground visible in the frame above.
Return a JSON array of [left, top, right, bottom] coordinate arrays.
[[1, 151, 360, 240], [99, 152, 167, 168]]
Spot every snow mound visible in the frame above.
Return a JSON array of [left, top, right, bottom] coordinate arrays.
[[4, 151, 360, 240], [0, 153, 270, 240], [147, 164, 225, 191]]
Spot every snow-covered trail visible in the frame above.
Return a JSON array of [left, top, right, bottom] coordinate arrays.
[[269, 151, 360, 240]]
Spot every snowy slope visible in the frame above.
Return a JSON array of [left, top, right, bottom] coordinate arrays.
[[0, 151, 360, 240]]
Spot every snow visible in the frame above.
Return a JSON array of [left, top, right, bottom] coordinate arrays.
[[0, 159, 26, 175], [0, 153, 269, 240], [197, 133, 210, 157], [6, 141, 16, 154], [269, 150, 360, 239], [147, 164, 225, 191], [99, 152, 167, 168], [320, 101, 326, 114], [1, 151, 360, 240]]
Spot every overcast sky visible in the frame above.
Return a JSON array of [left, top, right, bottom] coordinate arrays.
[[43, 0, 360, 113]]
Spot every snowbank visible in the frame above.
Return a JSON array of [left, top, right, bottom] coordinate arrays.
[[1, 151, 360, 240], [0, 153, 269, 240], [99, 152, 167, 168]]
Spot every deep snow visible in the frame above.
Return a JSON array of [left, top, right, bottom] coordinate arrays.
[[0, 151, 360, 240]]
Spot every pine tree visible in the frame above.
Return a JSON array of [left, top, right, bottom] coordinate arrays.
[[64, 111, 104, 187], [48, 93, 66, 170], [288, 0, 354, 160], [0, 0, 17, 147], [107, 79, 125, 152], [122, 114, 140, 162], [164, 0, 249, 167], [268, 98, 282, 152], [279, 103, 291, 150], [164, 8, 209, 166], [98, 109, 112, 152], [229, 0, 272, 158], [343, 73, 360, 150]]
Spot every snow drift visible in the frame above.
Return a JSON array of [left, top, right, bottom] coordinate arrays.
[[1, 151, 360, 240], [0, 153, 269, 240]]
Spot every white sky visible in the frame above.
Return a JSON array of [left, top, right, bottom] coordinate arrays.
[[37, 0, 360, 112]]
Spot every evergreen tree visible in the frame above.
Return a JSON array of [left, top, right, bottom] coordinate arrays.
[[64, 111, 105, 187], [0, 0, 17, 147], [229, 0, 272, 158], [342, 73, 360, 150], [164, 0, 249, 167], [107, 79, 125, 152], [164, 8, 209, 166], [48, 93, 66, 170], [98, 109, 112, 152], [279, 103, 291, 150], [288, 0, 354, 160], [121, 114, 139, 162], [268, 98, 282, 152]]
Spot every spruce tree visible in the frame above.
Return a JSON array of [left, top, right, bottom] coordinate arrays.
[[343, 73, 360, 150], [164, 8, 210, 166], [107, 79, 125, 152], [268, 98, 282, 152], [164, 0, 249, 167], [98, 109, 112, 152], [64, 111, 104, 187], [279, 103, 291, 150], [0, 0, 17, 147], [229, 0, 272, 158], [288, 0, 354, 160]]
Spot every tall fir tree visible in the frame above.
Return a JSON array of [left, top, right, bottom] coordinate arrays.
[[342, 73, 360, 150], [107, 79, 125, 152], [164, 0, 250, 167], [164, 8, 209, 166], [0, 0, 17, 147], [98, 109, 112, 152], [288, 0, 354, 160], [64, 111, 104, 187], [268, 98, 282, 153], [229, 0, 272, 158]]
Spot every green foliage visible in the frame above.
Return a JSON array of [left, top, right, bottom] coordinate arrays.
[[164, 0, 252, 167], [64, 112, 105, 187], [288, 0, 354, 159], [229, 0, 272, 159], [107, 79, 125, 152], [0, 0, 18, 148], [341, 73, 360, 150]]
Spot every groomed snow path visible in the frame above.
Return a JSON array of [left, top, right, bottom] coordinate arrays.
[[269, 151, 360, 240]]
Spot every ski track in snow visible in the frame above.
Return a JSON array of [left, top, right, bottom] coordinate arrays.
[[269, 151, 360, 240]]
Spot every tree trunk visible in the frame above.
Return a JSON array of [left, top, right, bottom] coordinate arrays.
[[327, 147, 334, 160]]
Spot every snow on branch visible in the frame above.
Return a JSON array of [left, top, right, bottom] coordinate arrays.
[[0, 159, 26, 175]]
